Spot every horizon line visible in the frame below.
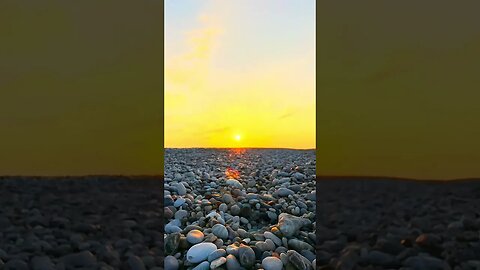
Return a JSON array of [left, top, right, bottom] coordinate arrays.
[[165, 147, 316, 150]]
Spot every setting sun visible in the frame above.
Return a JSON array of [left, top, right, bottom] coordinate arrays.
[[234, 134, 241, 141]]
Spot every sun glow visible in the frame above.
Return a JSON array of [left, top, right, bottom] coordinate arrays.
[[165, 1, 315, 149]]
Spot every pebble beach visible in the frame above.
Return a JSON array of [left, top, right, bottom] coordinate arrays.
[[164, 149, 316, 270], [0, 176, 163, 270]]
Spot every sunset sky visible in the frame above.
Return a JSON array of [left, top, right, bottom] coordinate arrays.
[[165, 0, 315, 149], [318, 1, 480, 180]]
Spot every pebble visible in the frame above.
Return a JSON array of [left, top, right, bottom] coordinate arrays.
[[219, 203, 228, 212], [277, 213, 310, 237], [31, 256, 55, 270], [223, 194, 235, 204], [164, 149, 315, 270], [262, 257, 283, 270], [212, 224, 229, 239], [210, 257, 227, 269], [208, 249, 227, 262], [226, 254, 243, 270], [288, 250, 312, 270], [164, 256, 179, 270], [238, 246, 256, 268], [165, 233, 181, 255], [288, 239, 313, 252], [187, 242, 218, 263], [174, 197, 186, 207], [175, 209, 189, 220], [192, 261, 211, 270], [187, 230, 205, 244], [61, 251, 97, 268], [165, 223, 183, 233], [127, 256, 146, 270], [177, 183, 187, 195], [230, 205, 241, 216], [226, 179, 244, 189], [276, 188, 295, 197]]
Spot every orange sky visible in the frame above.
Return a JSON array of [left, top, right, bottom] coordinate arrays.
[[165, 0, 315, 149]]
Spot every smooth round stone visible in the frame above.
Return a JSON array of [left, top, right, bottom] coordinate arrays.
[[276, 188, 294, 197], [165, 224, 182, 234], [192, 261, 210, 270], [187, 230, 205, 244], [297, 201, 307, 209], [262, 257, 283, 270], [255, 241, 269, 252], [164, 256, 179, 270], [226, 179, 243, 189], [219, 203, 228, 212], [175, 210, 189, 220], [293, 172, 306, 180], [287, 250, 311, 270], [177, 183, 187, 195], [272, 178, 290, 185], [210, 257, 227, 269], [208, 249, 227, 262], [226, 245, 240, 257], [165, 207, 174, 219], [264, 239, 276, 250], [187, 243, 218, 263], [165, 195, 174, 207], [288, 239, 313, 252], [275, 247, 288, 254], [174, 198, 186, 207], [225, 254, 243, 270], [264, 232, 282, 247], [212, 224, 228, 239], [238, 246, 255, 268], [277, 213, 310, 237], [267, 212, 278, 221], [214, 239, 224, 248], [223, 194, 234, 204], [185, 172, 195, 178], [305, 191, 315, 201], [230, 205, 241, 216], [300, 250, 316, 262]]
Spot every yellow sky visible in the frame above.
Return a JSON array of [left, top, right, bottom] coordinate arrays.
[[165, 1, 315, 149]]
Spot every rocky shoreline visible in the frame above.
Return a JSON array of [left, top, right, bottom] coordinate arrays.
[[164, 149, 316, 270], [317, 178, 480, 270], [0, 176, 163, 270]]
